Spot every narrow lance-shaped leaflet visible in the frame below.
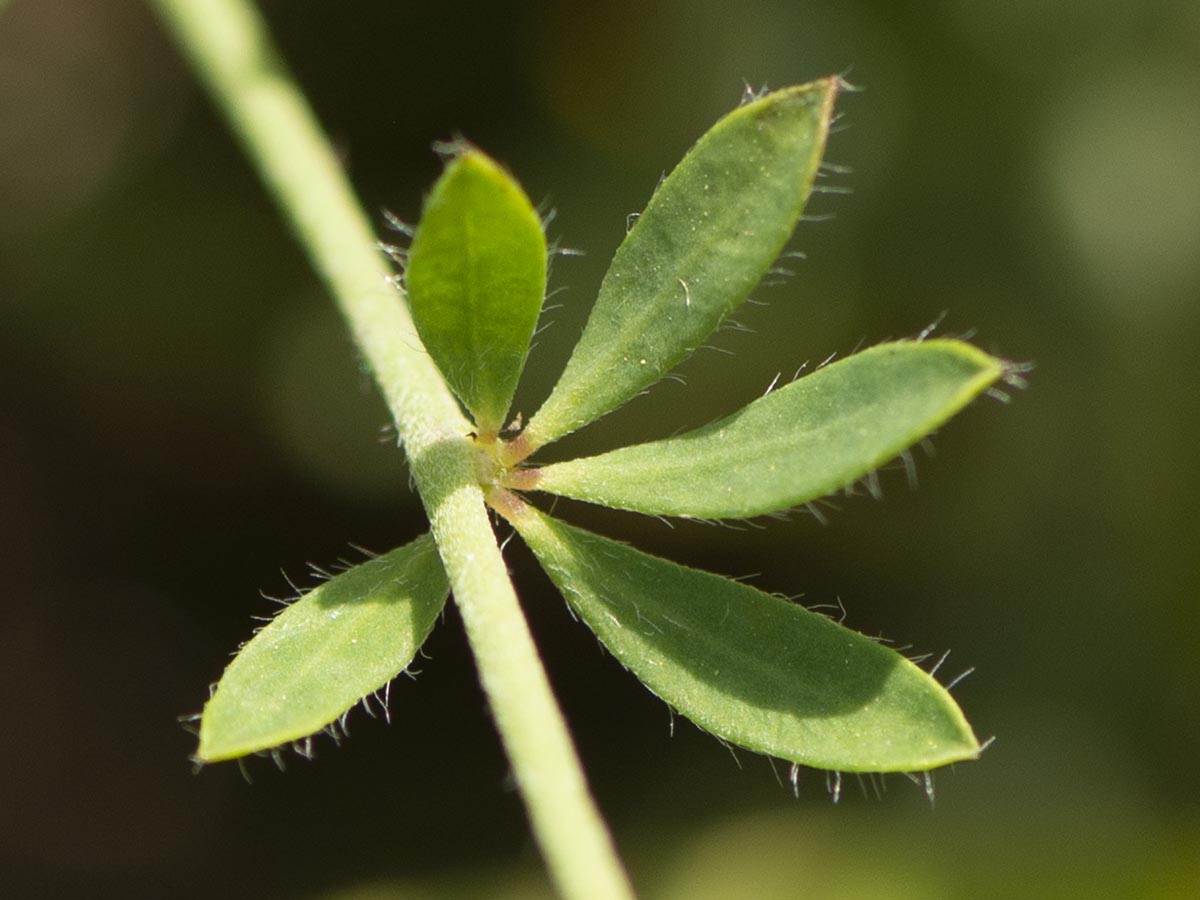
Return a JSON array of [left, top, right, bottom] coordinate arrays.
[[514, 340, 1004, 518], [496, 498, 980, 773], [198, 533, 450, 762], [511, 78, 839, 461], [405, 148, 547, 438]]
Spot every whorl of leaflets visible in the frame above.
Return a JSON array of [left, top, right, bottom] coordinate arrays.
[[199, 79, 1006, 778]]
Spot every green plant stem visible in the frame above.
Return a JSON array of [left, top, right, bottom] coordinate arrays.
[[150, 2, 635, 897]]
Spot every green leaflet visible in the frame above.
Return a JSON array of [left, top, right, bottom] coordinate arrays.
[[508, 504, 980, 773], [405, 148, 547, 436], [519, 79, 838, 454], [521, 340, 1003, 518], [198, 534, 449, 762]]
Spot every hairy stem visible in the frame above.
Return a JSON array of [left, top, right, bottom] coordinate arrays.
[[150, 1, 634, 897]]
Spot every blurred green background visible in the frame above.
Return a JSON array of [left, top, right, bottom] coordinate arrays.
[[2, 1, 1197, 898]]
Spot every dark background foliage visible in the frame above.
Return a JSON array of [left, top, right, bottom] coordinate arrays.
[[1, 1, 1196, 897]]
